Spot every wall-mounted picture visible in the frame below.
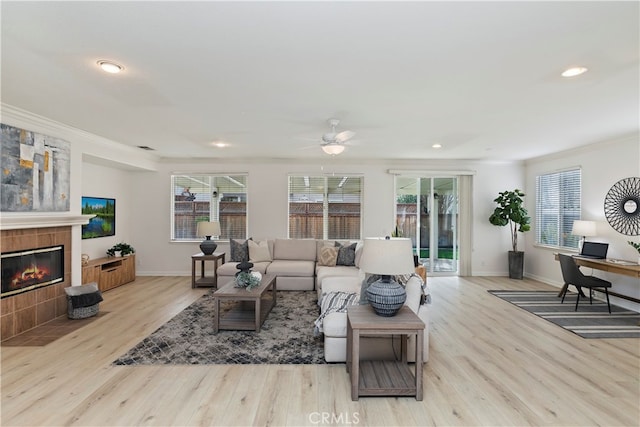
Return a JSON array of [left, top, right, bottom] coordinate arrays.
[[1, 123, 71, 212], [82, 197, 116, 239]]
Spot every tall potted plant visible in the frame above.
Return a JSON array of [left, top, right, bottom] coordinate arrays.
[[489, 189, 531, 279]]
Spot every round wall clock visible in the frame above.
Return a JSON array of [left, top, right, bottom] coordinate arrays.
[[604, 177, 640, 236]]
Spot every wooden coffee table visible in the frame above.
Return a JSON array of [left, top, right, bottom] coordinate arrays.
[[213, 273, 276, 333]]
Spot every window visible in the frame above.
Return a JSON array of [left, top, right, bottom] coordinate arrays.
[[535, 168, 581, 248], [171, 174, 247, 241], [288, 175, 362, 239]]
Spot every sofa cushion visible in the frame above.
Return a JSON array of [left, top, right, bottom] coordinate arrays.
[[266, 259, 315, 277], [317, 246, 338, 267], [273, 239, 316, 261], [248, 239, 272, 263], [316, 265, 361, 294], [230, 239, 249, 262], [335, 242, 357, 266]]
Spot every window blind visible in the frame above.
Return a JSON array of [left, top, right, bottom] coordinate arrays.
[[535, 168, 581, 248]]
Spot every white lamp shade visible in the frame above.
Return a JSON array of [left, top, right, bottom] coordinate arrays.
[[196, 221, 220, 237], [571, 220, 597, 237], [321, 144, 345, 155], [358, 237, 415, 275]]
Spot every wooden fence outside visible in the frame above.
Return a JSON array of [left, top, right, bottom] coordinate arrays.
[[174, 201, 452, 244]]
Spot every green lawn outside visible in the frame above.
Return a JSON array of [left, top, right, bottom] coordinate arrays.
[[418, 248, 458, 260]]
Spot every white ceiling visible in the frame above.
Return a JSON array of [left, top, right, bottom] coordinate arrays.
[[2, 1, 638, 161]]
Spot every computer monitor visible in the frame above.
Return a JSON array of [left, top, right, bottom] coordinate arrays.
[[579, 241, 609, 259]]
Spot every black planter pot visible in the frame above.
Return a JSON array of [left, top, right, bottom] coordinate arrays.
[[508, 251, 524, 279]]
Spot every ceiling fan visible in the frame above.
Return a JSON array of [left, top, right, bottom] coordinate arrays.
[[321, 119, 355, 155]]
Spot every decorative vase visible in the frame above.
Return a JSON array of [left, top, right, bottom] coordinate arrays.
[[366, 276, 407, 317], [199, 237, 217, 255], [114, 250, 122, 258]]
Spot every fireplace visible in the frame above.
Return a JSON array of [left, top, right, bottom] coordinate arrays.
[[1, 245, 64, 298]]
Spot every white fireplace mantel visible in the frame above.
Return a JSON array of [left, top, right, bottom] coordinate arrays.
[[0, 213, 94, 230]]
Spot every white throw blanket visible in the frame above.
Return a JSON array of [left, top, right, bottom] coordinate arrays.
[[313, 291, 358, 336]]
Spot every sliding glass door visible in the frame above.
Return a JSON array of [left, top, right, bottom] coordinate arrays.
[[395, 176, 459, 274]]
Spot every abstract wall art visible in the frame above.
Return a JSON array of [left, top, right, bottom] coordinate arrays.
[[1, 123, 71, 212]]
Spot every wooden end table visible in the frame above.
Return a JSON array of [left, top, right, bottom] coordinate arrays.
[[213, 273, 277, 333], [191, 252, 225, 288], [346, 305, 425, 401]]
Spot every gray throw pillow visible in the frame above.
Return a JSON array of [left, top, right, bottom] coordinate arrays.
[[359, 274, 381, 304], [335, 242, 357, 266], [230, 239, 249, 263]]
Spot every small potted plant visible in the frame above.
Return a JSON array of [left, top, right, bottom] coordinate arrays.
[[234, 271, 261, 291], [107, 242, 135, 257]]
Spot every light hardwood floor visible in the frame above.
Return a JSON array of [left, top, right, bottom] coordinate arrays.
[[2, 275, 638, 426]]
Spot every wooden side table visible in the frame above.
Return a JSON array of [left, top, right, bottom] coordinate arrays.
[[346, 305, 425, 401], [191, 252, 225, 288]]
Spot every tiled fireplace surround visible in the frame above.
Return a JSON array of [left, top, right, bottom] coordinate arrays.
[[1, 226, 72, 341]]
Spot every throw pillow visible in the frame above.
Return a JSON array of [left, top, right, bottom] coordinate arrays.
[[318, 246, 338, 267], [359, 274, 381, 305], [335, 242, 357, 266], [230, 239, 249, 263], [248, 240, 272, 263]]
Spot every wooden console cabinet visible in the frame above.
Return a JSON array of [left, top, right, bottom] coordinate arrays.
[[82, 255, 136, 292]]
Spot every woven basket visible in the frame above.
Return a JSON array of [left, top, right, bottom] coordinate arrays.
[[67, 297, 100, 319]]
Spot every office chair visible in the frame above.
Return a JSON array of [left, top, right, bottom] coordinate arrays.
[[558, 254, 612, 313]]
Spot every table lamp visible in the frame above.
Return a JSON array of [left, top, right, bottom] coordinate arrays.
[[358, 237, 415, 317], [196, 221, 221, 255], [571, 220, 596, 253]]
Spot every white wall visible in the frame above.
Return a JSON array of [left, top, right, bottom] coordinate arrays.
[[524, 134, 640, 310], [129, 159, 523, 277], [80, 162, 136, 261], [1, 104, 157, 284]]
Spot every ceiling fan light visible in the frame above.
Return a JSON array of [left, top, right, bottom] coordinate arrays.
[[322, 144, 345, 155]]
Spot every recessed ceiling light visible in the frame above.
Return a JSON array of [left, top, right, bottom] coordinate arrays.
[[432, 143, 442, 149], [212, 141, 228, 148], [561, 66, 588, 77], [97, 60, 124, 74]]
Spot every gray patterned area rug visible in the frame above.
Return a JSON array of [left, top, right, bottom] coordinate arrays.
[[113, 291, 326, 365], [489, 290, 640, 338]]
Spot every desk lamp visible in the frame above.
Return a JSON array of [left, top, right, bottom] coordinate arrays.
[[571, 220, 596, 253]]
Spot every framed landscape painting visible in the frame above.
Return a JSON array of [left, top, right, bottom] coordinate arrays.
[[82, 197, 116, 239]]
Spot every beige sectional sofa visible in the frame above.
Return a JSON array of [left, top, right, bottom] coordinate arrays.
[[216, 238, 429, 363], [216, 238, 361, 291]]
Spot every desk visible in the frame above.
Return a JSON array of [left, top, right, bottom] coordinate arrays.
[[346, 305, 424, 401], [191, 252, 225, 288], [555, 254, 640, 303]]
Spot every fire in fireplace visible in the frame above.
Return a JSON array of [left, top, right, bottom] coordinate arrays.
[[1, 245, 64, 298]]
